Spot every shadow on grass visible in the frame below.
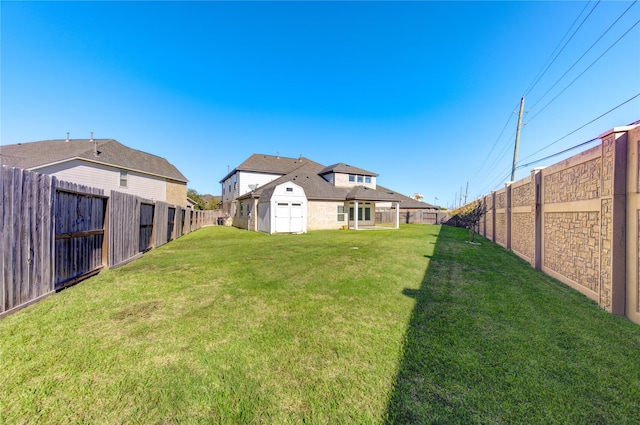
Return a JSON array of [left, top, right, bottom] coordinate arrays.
[[383, 225, 640, 425], [384, 225, 474, 424]]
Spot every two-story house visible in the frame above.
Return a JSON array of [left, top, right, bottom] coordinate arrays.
[[0, 137, 188, 206], [220, 153, 434, 233]]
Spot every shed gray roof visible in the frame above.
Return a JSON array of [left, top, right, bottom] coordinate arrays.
[[0, 138, 188, 182], [219, 153, 311, 183]]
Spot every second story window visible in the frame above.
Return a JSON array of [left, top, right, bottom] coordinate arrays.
[[119, 170, 128, 187], [357, 175, 363, 183], [349, 175, 355, 182], [365, 177, 371, 184]]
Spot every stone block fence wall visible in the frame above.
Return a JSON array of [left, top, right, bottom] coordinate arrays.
[[473, 123, 640, 324]]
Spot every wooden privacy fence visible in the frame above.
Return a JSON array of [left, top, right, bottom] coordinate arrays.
[[1, 166, 217, 318], [1, 167, 55, 315], [376, 208, 448, 225], [55, 181, 107, 290]]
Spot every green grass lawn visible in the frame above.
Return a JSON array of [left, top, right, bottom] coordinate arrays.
[[1, 225, 639, 424]]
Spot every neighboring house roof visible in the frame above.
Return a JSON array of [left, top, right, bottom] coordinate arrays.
[[319, 163, 379, 177], [376, 185, 437, 209], [0, 138, 188, 182], [219, 153, 311, 183]]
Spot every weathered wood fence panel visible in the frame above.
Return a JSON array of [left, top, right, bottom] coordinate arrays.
[[168, 206, 176, 242], [2, 166, 214, 318], [139, 202, 154, 253], [1, 167, 55, 317], [183, 209, 192, 234], [153, 201, 169, 248], [109, 191, 141, 268], [54, 181, 107, 290], [175, 207, 184, 239]]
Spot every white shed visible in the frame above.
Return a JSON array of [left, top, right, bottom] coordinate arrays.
[[257, 181, 308, 234]]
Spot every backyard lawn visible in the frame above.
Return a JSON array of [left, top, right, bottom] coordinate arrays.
[[1, 225, 639, 424]]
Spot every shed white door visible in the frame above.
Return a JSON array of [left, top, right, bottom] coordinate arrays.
[[274, 202, 304, 233], [290, 203, 304, 232]]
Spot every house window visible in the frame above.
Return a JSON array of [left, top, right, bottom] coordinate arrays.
[[357, 175, 363, 183], [349, 175, 355, 182], [365, 177, 371, 184], [286, 187, 293, 192], [119, 170, 128, 187], [337, 206, 345, 221], [239, 202, 243, 216], [349, 205, 371, 221]]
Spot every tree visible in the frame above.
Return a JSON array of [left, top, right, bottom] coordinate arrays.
[[445, 199, 486, 243], [187, 188, 206, 210], [461, 199, 486, 243]]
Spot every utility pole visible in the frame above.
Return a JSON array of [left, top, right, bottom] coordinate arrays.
[[511, 96, 525, 181], [463, 181, 469, 205]]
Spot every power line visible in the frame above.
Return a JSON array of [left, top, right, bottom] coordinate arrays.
[[519, 92, 640, 163], [474, 129, 517, 189], [528, 0, 638, 112], [517, 137, 600, 170], [479, 92, 639, 193], [527, 17, 640, 124], [470, 104, 519, 182], [524, 0, 601, 97]]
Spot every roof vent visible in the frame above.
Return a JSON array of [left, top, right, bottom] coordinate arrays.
[[91, 132, 99, 157]]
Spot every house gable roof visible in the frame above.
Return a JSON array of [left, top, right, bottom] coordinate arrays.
[[0, 139, 188, 182], [319, 162, 378, 177], [239, 161, 401, 203], [219, 153, 311, 183]]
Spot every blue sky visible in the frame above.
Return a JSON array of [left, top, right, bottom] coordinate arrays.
[[2, 1, 639, 208]]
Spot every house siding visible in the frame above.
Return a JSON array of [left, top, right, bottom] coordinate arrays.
[[308, 201, 346, 230], [166, 179, 187, 207], [34, 159, 166, 201], [238, 171, 283, 197], [222, 171, 284, 214], [333, 172, 376, 189]]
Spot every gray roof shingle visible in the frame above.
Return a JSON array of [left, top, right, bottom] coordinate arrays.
[[375, 184, 437, 209], [219, 153, 311, 182], [0, 139, 187, 182], [319, 163, 378, 177], [239, 161, 402, 203], [231, 153, 431, 206]]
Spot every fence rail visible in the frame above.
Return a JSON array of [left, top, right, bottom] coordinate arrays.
[[1, 166, 219, 318], [453, 124, 640, 324]]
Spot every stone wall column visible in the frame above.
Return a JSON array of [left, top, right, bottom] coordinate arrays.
[[506, 182, 512, 250], [491, 191, 496, 243], [600, 130, 628, 315], [533, 168, 543, 270], [600, 132, 627, 316]]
